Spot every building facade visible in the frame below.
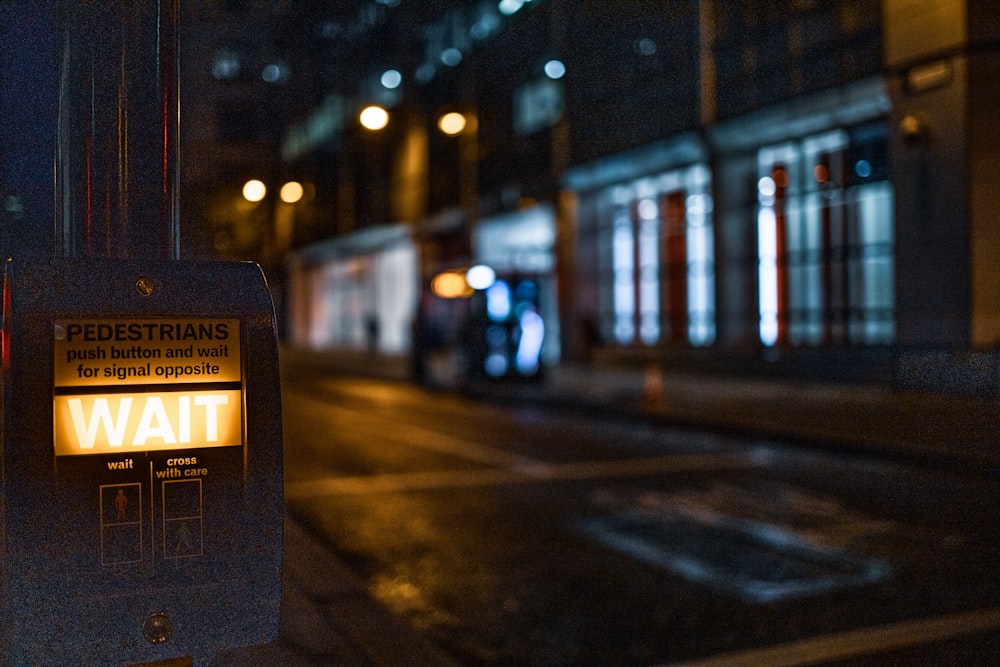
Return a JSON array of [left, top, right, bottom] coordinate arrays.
[[281, 0, 1000, 392]]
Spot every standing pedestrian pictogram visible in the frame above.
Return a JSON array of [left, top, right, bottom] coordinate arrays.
[[100, 483, 142, 566], [114, 488, 128, 521]]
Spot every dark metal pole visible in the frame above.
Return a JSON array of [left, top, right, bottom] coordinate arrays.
[[55, 0, 180, 260]]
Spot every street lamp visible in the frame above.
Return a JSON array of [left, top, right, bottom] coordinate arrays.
[[359, 105, 390, 131], [238, 179, 307, 259], [436, 109, 479, 237], [438, 111, 467, 136], [242, 179, 267, 203], [279, 181, 304, 204]]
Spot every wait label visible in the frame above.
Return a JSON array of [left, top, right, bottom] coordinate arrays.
[[53, 318, 243, 456]]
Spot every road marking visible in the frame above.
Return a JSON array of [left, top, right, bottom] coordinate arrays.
[[664, 607, 1000, 667], [578, 513, 892, 603], [285, 453, 755, 499], [578, 480, 898, 602]]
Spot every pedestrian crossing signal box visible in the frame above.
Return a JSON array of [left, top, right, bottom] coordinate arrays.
[[0, 258, 283, 666]]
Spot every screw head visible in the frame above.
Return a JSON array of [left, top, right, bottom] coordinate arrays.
[[135, 277, 156, 297], [143, 611, 174, 643]]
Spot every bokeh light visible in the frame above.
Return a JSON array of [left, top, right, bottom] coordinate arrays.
[[359, 105, 390, 130], [242, 179, 266, 202]]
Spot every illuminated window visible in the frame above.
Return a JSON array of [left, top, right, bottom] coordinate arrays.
[[262, 61, 289, 84], [599, 165, 715, 347], [611, 207, 635, 344], [381, 69, 402, 89], [758, 174, 781, 347], [756, 126, 894, 347], [685, 186, 715, 346], [513, 78, 563, 136], [299, 238, 418, 354], [637, 198, 660, 345], [212, 49, 241, 80]]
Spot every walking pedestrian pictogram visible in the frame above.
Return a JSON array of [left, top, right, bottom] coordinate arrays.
[[162, 478, 204, 560]]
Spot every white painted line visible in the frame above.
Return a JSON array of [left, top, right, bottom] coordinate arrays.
[[664, 607, 1000, 667], [285, 453, 755, 499], [576, 514, 892, 603]]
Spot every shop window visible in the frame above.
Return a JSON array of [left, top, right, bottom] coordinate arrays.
[[611, 205, 637, 344], [599, 165, 715, 347], [685, 186, 715, 346], [757, 125, 894, 347]]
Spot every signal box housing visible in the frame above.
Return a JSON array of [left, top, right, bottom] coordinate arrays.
[[0, 257, 283, 665]]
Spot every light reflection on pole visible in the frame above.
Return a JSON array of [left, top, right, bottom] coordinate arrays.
[[55, 0, 180, 260]]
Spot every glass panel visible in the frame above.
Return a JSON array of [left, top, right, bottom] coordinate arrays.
[[758, 206, 780, 347], [758, 129, 893, 347], [597, 163, 716, 348], [612, 213, 635, 344], [637, 214, 660, 345], [685, 180, 715, 346], [853, 181, 895, 344]]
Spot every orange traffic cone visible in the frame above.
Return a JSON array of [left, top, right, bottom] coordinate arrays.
[[641, 362, 665, 409]]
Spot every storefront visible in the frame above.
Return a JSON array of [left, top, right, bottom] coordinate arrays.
[[565, 133, 715, 353], [711, 77, 895, 352], [413, 204, 559, 384], [286, 224, 419, 354], [472, 204, 559, 372], [565, 78, 895, 365]]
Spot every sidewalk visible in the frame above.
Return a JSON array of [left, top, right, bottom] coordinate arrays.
[[214, 513, 459, 666], [534, 362, 999, 468]]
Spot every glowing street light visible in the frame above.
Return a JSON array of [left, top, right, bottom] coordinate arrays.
[[436, 109, 479, 230], [242, 179, 266, 203], [438, 111, 468, 136], [359, 105, 389, 130], [280, 181, 304, 204], [380, 69, 402, 89], [544, 59, 566, 79]]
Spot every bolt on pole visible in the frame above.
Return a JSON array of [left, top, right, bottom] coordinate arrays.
[[55, 0, 180, 260]]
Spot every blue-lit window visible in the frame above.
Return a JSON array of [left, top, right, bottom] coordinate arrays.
[[212, 49, 241, 80], [684, 180, 715, 346], [757, 125, 894, 347], [513, 77, 564, 136], [611, 206, 636, 344]]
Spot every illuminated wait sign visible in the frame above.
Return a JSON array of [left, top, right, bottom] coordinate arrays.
[[53, 318, 243, 456]]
